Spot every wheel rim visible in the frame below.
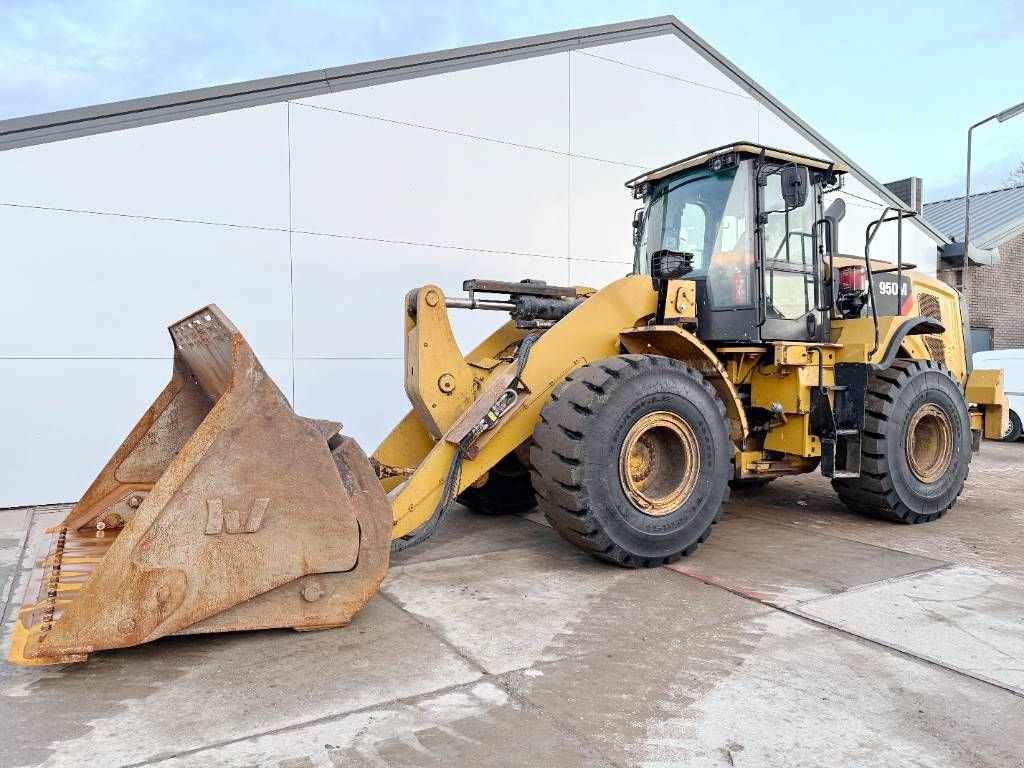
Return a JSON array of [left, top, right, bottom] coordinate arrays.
[[618, 411, 700, 516], [905, 403, 953, 484]]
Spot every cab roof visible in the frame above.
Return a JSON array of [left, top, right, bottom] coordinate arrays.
[[624, 142, 850, 188]]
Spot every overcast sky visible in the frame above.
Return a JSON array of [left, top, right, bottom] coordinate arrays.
[[2, 0, 1021, 201]]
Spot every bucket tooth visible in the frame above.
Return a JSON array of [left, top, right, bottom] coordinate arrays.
[[8, 305, 391, 666]]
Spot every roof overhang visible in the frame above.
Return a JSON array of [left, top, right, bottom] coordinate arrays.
[[938, 241, 1000, 268], [624, 141, 849, 188]]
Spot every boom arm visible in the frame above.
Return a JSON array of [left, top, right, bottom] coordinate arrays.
[[377, 276, 661, 539]]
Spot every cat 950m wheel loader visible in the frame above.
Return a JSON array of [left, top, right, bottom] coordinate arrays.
[[9, 143, 1007, 666]]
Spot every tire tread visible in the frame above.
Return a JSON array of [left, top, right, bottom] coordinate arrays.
[[531, 354, 728, 566], [832, 359, 970, 524]]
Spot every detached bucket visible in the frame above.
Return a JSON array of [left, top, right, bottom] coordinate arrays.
[[8, 306, 391, 665]]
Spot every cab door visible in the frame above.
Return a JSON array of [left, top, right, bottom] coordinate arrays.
[[757, 167, 824, 342]]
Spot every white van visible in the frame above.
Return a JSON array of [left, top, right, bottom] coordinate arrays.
[[973, 349, 1024, 441]]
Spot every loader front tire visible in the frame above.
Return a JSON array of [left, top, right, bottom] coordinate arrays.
[[833, 359, 971, 524], [530, 355, 731, 567], [458, 453, 536, 515]]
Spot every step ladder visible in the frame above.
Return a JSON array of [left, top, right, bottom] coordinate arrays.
[[811, 364, 868, 479]]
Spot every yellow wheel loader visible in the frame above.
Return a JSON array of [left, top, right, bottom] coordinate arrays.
[[9, 143, 1007, 666]]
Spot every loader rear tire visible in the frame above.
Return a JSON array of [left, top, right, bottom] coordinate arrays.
[[458, 453, 536, 515], [530, 354, 731, 567], [832, 359, 971, 524]]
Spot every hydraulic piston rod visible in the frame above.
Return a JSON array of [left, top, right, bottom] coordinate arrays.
[[445, 297, 516, 311]]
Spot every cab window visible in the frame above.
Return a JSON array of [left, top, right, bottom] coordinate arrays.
[[637, 161, 754, 310], [762, 169, 816, 320]]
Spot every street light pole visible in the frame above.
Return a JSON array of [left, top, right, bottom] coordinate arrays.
[[964, 99, 1024, 303]]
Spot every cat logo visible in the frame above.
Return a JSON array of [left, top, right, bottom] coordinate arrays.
[[205, 498, 270, 535]]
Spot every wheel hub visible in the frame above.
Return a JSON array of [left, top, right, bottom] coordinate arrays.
[[619, 411, 700, 516], [906, 403, 953, 484]]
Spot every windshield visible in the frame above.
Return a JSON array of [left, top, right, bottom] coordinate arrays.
[[635, 160, 754, 308]]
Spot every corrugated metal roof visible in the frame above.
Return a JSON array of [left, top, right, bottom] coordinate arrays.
[[924, 186, 1024, 249]]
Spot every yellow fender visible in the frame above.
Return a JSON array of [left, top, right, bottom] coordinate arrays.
[[618, 326, 749, 445]]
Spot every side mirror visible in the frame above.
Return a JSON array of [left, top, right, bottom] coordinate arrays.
[[780, 165, 810, 210], [632, 208, 645, 248]]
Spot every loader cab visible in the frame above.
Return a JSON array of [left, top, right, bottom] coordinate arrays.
[[628, 143, 847, 344]]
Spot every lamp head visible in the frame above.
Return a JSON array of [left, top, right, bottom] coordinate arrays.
[[996, 100, 1024, 122]]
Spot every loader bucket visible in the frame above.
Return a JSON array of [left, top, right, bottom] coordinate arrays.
[[8, 306, 391, 666]]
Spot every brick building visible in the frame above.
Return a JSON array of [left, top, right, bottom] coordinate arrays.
[[922, 186, 1024, 351]]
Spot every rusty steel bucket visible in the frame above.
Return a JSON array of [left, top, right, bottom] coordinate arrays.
[[8, 306, 391, 666]]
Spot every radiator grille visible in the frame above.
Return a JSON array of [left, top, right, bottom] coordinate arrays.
[[916, 291, 946, 365]]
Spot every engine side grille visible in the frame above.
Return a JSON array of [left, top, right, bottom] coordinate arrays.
[[917, 292, 942, 322], [916, 291, 946, 365]]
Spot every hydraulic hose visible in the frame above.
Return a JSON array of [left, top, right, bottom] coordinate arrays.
[[390, 332, 542, 552]]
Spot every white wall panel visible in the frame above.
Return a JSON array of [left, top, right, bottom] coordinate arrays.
[[0, 206, 292, 358], [753, 105, 938, 276], [755, 104, 822, 156], [0, 357, 292, 506], [0, 105, 289, 229], [579, 34, 748, 96], [293, 359, 407, 452], [288, 103, 569, 257], [295, 53, 569, 152], [570, 50, 757, 169], [826, 176, 937, 275], [291, 233, 570, 358], [829, 198, 938, 276], [0, 359, 168, 505], [569, 259, 632, 288], [569, 156, 638, 264]]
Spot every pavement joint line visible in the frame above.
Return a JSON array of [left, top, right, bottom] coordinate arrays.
[[379, 567, 773, 768], [788, 563, 956, 607], [664, 562, 1024, 701], [0, 502, 74, 513], [378, 582, 625, 767], [375, 589, 490, 677], [727, 507, 972, 562], [489, 675, 624, 768], [527, 503, 962, 576], [484, 609, 780, 768], [119, 676, 501, 768], [388, 540, 591, 574], [783, 605, 1024, 699], [0, 507, 41, 627], [516, 511, 551, 528], [126, 584, 626, 768], [390, 538, 558, 569]]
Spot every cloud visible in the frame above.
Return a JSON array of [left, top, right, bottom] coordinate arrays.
[[924, 147, 1024, 202], [0, 0, 650, 120]]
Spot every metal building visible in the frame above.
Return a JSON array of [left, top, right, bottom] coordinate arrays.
[[0, 16, 948, 506]]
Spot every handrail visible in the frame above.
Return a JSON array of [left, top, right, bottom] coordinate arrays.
[[863, 206, 918, 356]]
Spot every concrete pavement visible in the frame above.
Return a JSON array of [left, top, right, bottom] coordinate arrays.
[[1, 442, 1022, 767]]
